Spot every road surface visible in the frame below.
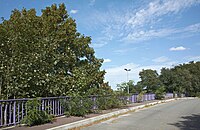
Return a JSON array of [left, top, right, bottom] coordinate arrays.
[[82, 99, 200, 130]]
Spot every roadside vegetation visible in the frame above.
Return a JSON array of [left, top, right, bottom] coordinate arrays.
[[117, 61, 200, 99]]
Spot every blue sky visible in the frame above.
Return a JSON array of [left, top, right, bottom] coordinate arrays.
[[1, 0, 200, 89]]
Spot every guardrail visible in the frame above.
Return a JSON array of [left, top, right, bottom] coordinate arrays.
[[0, 93, 174, 127], [0, 96, 71, 127], [129, 94, 156, 103]]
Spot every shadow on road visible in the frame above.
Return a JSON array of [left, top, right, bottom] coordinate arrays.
[[169, 114, 200, 130]]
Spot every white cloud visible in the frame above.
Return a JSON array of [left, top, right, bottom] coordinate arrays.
[[123, 23, 200, 42], [91, 37, 110, 48], [89, 0, 95, 6], [105, 63, 139, 90], [85, 0, 200, 44], [104, 59, 111, 63], [114, 47, 138, 55], [127, 0, 200, 27], [70, 10, 78, 14], [91, 42, 108, 48], [152, 56, 170, 63], [114, 49, 128, 54], [123, 28, 175, 42], [169, 46, 187, 51], [186, 56, 200, 61], [184, 22, 200, 32], [104, 63, 171, 90]]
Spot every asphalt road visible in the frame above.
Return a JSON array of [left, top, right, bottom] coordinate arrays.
[[82, 99, 200, 130]]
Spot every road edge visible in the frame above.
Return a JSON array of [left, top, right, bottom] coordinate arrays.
[[47, 98, 196, 130]]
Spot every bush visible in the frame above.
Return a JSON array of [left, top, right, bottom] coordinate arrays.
[[21, 98, 54, 126], [137, 91, 145, 102], [61, 95, 128, 117], [195, 92, 200, 98], [96, 95, 125, 110], [96, 96, 109, 110], [62, 96, 94, 117], [155, 86, 165, 100]]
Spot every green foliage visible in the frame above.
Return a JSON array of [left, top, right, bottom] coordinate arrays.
[[160, 62, 200, 97], [21, 98, 54, 126], [86, 82, 113, 96], [137, 62, 200, 97], [196, 92, 200, 98], [96, 96, 111, 110], [137, 91, 146, 102], [96, 95, 126, 110], [61, 96, 94, 117], [69, 96, 94, 117], [159, 68, 175, 93], [139, 69, 161, 93], [117, 80, 136, 94], [134, 82, 144, 94], [0, 4, 108, 99], [61, 95, 127, 117], [155, 86, 165, 100]]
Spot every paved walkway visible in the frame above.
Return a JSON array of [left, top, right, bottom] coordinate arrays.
[[6, 100, 159, 130]]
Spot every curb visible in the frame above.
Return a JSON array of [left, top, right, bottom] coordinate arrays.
[[46, 98, 180, 130]]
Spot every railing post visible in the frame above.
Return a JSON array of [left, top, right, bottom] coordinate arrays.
[[4, 103, 7, 126], [58, 99, 60, 115], [42, 99, 45, 111], [17, 102, 20, 124], [13, 101, 16, 125], [59, 100, 62, 115], [92, 96, 97, 110], [0, 104, 2, 126], [47, 100, 50, 114], [21, 102, 24, 120], [52, 99, 55, 115], [135, 94, 137, 103], [55, 99, 57, 116], [9, 102, 11, 125]]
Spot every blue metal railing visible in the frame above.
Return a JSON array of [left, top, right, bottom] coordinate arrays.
[[0, 93, 174, 127]]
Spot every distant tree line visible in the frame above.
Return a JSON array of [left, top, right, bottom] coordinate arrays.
[[117, 61, 200, 97], [0, 4, 112, 99]]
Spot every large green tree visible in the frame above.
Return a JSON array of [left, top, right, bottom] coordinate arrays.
[[139, 69, 161, 93], [159, 62, 200, 96], [159, 68, 175, 93], [0, 4, 109, 99]]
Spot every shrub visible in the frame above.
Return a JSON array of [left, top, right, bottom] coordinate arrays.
[[195, 92, 200, 98], [62, 96, 94, 117], [21, 98, 54, 126], [61, 95, 128, 117], [96, 96, 109, 110], [155, 86, 165, 100], [96, 95, 125, 110], [137, 91, 145, 102]]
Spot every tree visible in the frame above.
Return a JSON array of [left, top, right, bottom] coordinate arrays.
[[155, 85, 165, 99], [0, 4, 109, 99], [159, 68, 175, 93], [180, 61, 200, 96], [117, 80, 136, 94], [139, 69, 161, 93], [172, 68, 192, 96], [159, 62, 200, 97], [134, 81, 144, 94]]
